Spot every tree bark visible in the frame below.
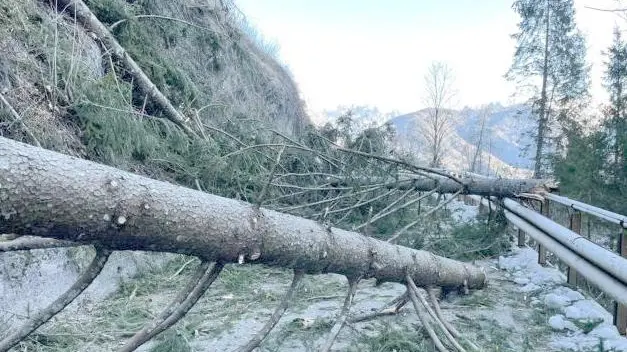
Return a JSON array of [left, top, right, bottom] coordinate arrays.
[[534, 0, 552, 179], [351, 174, 554, 198], [0, 137, 486, 289]]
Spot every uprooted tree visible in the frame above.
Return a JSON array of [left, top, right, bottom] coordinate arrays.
[[0, 137, 554, 351]]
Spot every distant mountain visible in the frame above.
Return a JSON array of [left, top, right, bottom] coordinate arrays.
[[388, 104, 536, 177], [320, 105, 400, 130]]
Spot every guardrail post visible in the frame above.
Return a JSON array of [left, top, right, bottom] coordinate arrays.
[[537, 198, 549, 265], [567, 211, 582, 286], [616, 227, 627, 335], [517, 228, 525, 247], [478, 197, 487, 214]]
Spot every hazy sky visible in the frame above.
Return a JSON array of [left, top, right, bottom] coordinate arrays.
[[236, 0, 625, 117]]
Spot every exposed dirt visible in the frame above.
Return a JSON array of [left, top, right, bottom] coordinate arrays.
[[5, 242, 626, 352]]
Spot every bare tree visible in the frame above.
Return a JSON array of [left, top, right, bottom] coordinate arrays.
[[469, 105, 492, 174], [422, 62, 457, 167]]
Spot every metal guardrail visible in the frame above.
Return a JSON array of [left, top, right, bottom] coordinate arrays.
[[467, 194, 627, 335], [544, 193, 627, 228]]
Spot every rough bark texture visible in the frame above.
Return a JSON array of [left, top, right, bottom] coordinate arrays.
[[0, 137, 486, 289], [534, 0, 551, 179], [396, 176, 554, 197]]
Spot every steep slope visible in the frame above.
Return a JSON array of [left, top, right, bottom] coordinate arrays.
[[0, 0, 307, 163], [0, 0, 309, 339]]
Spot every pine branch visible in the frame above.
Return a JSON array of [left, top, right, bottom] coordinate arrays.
[[405, 274, 447, 352], [51, 0, 199, 139], [0, 236, 81, 251], [0, 94, 41, 147], [320, 277, 360, 352], [119, 261, 224, 352], [236, 270, 304, 352], [0, 246, 110, 352]]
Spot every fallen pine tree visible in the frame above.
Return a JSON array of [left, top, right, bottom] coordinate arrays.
[[0, 137, 552, 351]]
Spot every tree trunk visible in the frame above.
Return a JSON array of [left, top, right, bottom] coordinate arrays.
[[354, 174, 554, 197], [0, 137, 486, 289], [534, 0, 552, 179]]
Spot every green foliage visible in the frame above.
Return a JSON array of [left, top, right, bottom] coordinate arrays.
[[553, 125, 610, 205], [424, 211, 510, 261], [84, 0, 130, 25], [150, 331, 191, 352], [571, 318, 603, 334], [553, 26, 627, 215], [349, 324, 434, 352], [507, 0, 589, 176]]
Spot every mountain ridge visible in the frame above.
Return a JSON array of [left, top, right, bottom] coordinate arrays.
[[389, 104, 535, 177]]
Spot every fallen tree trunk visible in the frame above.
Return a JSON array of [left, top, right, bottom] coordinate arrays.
[[0, 137, 485, 289], [406, 175, 555, 197], [326, 172, 555, 198], [341, 174, 556, 197]]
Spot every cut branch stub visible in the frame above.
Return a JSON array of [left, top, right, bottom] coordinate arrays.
[[0, 137, 486, 290]]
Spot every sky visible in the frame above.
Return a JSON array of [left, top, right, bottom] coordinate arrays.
[[236, 0, 626, 121]]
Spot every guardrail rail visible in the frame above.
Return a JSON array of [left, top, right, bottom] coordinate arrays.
[[466, 193, 627, 335]]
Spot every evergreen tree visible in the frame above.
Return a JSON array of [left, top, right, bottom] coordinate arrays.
[[603, 27, 627, 187], [507, 0, 589, 178], [601, 27, 627, 213], [553, 27, 627, 214]]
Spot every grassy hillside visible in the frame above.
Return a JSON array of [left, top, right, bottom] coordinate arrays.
[[0, 0, 307, 190]]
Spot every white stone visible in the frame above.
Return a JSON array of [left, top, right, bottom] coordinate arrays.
[[548, 315, 566, 331], [565, 290, 584, 302], [589, 325, 620, 340], [564, 305, 582, 320], [544, 293, 571, 309], [513, 277, 530, 285]]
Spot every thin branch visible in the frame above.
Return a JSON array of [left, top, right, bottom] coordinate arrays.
[[236, 270, 304, 352], [332, 145, 464, 184], [348, 290, 409, 323], [274, 172, 344, 180], [367, 186, 417, 221], [320, 277, 360, 352], [428, 289, 480, 351], [109, 14, 226, 33], [405, 274, 447, 352], [336, 188, 376, 223], [0, 246, 111, 352], [276, 184, 383, 212], [412, 286, 466, 352], [270, 183, 353, 191], [584, 6, 627, 12], [221, 143, 338, 166], [387, 188, 463, 244], [119, 261, 224, 352], [323, 188, 397, 216], [0, 94, 41, 147], [421, 188, 463, 217], [256, 145, 285, 207], [268, 129, 345, 168], [0, 236, 81, 251], [355, 188, 438, 230]]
